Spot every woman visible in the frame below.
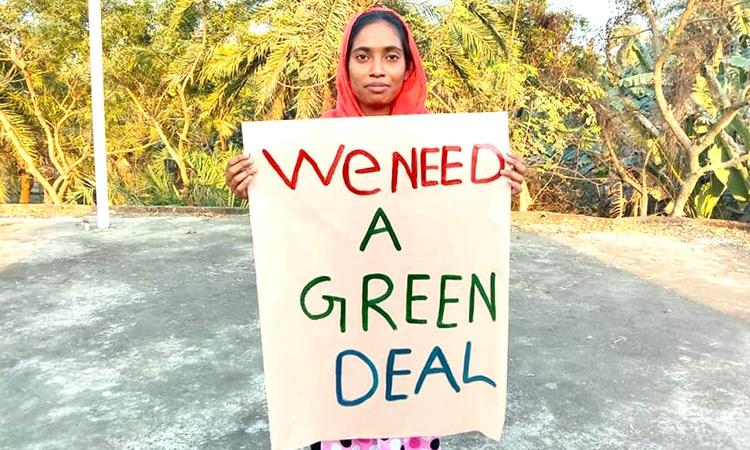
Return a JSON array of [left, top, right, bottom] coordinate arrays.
[[225, 7, 526, 196], [225, 7, 527, 450]]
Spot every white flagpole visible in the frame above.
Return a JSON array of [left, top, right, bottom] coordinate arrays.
[[89, 0, 110, 229]]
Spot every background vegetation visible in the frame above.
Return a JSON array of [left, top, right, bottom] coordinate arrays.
[[1, 0, 748, 220]]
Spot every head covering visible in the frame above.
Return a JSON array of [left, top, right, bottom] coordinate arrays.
[[321, 6, 429, 118]]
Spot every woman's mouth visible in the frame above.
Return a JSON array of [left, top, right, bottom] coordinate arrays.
[[365, 83, 389, 94]]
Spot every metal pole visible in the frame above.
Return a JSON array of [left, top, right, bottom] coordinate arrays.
[[89, 0, 110, 229]]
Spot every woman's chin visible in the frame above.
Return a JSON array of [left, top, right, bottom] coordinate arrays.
[[361, 98, 395, 113]]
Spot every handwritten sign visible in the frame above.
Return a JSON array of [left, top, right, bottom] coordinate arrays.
[[242, 112, 511, 450]]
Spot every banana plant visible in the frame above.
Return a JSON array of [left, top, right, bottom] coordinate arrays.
[[689, 31, 750, 218]]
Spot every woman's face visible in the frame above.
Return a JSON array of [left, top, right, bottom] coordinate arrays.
[[348, 20, 409, 116]]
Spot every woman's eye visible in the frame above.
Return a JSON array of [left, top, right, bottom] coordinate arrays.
[[386, 54, 400, 61], [355, 54, 368, 61]]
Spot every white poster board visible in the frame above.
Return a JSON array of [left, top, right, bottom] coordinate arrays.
[[242, 112, 511, 450]]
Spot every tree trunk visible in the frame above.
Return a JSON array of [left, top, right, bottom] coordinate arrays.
[[640, 192, 649, 217], [219, 135, 228, 153], [19, 171, 32, 204], [671, 173, 701, 217]]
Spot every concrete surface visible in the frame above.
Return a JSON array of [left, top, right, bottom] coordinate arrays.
[[1, 215, 748, 450]]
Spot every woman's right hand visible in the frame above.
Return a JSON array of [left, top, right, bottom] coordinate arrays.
[[225, 154, 257, 199]]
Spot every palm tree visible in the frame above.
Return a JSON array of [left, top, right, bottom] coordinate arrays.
[[202, 0, 519, 122], [1, 0, 93, 204]]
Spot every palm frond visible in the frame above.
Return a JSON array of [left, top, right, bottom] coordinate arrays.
[[0, 102, 37, 160], [608, 179, 625, 218], [202, 36, 270, 83], [293, 86, 323, 119], [447, 18, 503, 64], [167, 0, 197, 32], [266, 86, 288, 120], [252, 42, 293, 112], [185, 148, 238, 206], [459, 0, 510, 58], [0, 154, 14, 203]]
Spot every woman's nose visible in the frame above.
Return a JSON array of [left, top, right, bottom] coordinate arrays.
[[370, 58, 385, 76]]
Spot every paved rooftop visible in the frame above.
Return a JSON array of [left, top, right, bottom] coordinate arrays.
[[1, 215, 748, 449]]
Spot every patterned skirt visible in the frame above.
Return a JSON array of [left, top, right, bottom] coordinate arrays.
[[312, 437, 441, 450]]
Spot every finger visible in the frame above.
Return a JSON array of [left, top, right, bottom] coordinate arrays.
[[235, 177, 251, 199], [226, 155, 249, 181], [503, 155, 518, 169], [509, 181, 522, 195], [227, 158, 253, 179], [228, 157, 252, 173], [231, 170, 249, 189], [504, 152, 525, 164], [226, 162, 251, 187], [504, 156, 527, 174], [229, 171, 248, 191], [509, 171, 525, 184], [501, 169, 525, 184], [228, 154, 249, 165], [508, 162, 527, 176]]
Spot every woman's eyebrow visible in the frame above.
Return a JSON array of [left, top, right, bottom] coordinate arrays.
[[384, 46, 404, 53], [351, 45, 404, 53]]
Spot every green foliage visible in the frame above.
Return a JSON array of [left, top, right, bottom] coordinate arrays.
[[692, 175, 725, 218], [0, 151, 14, 203], [0, 0, 613, 211], [598, 0, 750, 219], [5, 0, 745, 222], [186, 146, 245, 207]]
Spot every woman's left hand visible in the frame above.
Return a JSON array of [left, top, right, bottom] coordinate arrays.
[[501, 152, 527, 195]]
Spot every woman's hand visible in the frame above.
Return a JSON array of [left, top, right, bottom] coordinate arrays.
[[501, 152, 527, 195], [225, 154, 257, 199]]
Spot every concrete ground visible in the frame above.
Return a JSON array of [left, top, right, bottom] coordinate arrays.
[[1, 214, 749, 450]]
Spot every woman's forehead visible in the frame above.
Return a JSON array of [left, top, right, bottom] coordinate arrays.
[[351, 21, 403, 50]]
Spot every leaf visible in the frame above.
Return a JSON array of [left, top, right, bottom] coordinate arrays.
[[608, 180, 625, 218], [728, 116, 750, 149], [692, 175, 726, 218], [715, 140, 750, 202], [0, 103, 37, 160], [712, 38, 723, 73], [0, 156, 13, 203], [620, 72, 654, 89], [633, 39, 654, 70], [167, 0, 199, 34], [691, 75, 718, 117], [725, 55, 750, 71]]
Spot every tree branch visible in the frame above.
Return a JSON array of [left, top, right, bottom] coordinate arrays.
[[10, 44, 66, 177], [601, 131, 645, 195], [177, 84, 192, 153], [664, 0, 697, 50], [642, 0, 663, 54], [125, 86, 190, 189], [691, 98, 750, 155], [651, 0, 698, 153], [0, 110, 61, 203], [700, 152, 750, 174], [704, 63, 729, 109]]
